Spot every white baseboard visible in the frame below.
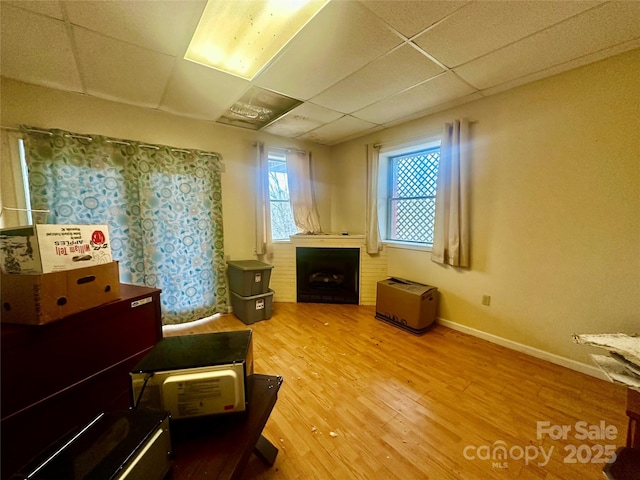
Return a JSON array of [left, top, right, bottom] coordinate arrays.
[[436, 317, 607, 381]]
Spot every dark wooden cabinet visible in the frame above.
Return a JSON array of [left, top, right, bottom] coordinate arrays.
[[0, 284, 162, 479], [627, 388, 640, 448]]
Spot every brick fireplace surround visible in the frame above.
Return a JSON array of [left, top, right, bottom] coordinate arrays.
[[267, 235, 388, 306]]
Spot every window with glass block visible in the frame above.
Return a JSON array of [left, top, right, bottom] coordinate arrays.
[[387, 147, 440, 244]]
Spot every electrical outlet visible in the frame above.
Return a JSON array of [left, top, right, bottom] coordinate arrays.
[[482, 295, 491, 306]]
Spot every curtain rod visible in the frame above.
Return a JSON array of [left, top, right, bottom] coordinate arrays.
[[2, 126, 222, 159], [1, 126, 90, 139], [65, 133, 92, 141], [1, 125, 53, 136]]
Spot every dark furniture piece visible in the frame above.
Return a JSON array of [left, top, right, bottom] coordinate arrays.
[[626, 388, 640, 449], [169, 374, 283, 480], [602, 388, 640, 479], [10, 410, 172, 480], [602, 447, 640, 480], [0, 284, 162, 480]]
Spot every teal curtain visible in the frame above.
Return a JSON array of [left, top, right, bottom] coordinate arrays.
[[22, 127, 229, 325]]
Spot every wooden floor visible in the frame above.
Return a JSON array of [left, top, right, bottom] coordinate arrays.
[[163, 303, 628, 480]]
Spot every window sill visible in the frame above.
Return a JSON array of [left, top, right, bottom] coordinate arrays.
[[384, 241, 432, 252]]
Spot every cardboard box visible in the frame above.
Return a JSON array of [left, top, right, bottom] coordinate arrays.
[[1, 261, 121, 325], [376, 278, 438, 335], [0, 224, 112, 274]]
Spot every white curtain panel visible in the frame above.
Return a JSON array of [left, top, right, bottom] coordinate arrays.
[[365, 144, 383, 254], [255, 142, 273, 257], [286, 149, 322, 234], [431, 119, 471, 267]]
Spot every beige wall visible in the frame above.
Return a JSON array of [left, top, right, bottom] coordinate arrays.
[[0, 78, 333, 261], [330, 48, 640, 367], [2, 48, 638, 370]]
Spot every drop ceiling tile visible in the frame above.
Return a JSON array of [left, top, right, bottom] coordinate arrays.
[[383, 92, 483, 128], [6, 0, 63, 19], [454, 1, 640, 90], [64, 0, 206, 56], [359, 0, 468, 38], [414, 1, 600, 68], [253, 0, 402, 101], [310, 44, 444, 114], [262, 103, 343, 137], [160, 59, 249, 121], [2, 0, 637, 144], [481, 39, 640, 98], [298, 115, 378, 145], [74, 27, 175, 108], [328, 124, 387, 146], [0, 3, 82, 92], [353, 72, 476, 125]]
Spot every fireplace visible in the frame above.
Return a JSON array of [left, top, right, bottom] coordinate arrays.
[[296, 247, 360, 304]]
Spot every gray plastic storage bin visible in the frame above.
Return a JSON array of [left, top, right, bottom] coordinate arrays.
[[230, 289, 274, 325], [227, 260, 274, 296]]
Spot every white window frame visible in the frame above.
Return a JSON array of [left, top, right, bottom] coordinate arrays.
[[378, 137, 441, 252], [267, 148, 297, 242], [0, 132, 32, 228]]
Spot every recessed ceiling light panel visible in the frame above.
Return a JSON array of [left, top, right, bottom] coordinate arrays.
[[185, 0, 329, 80]]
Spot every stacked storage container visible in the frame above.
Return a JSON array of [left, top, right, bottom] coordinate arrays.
[[227, 260, 274, 324]]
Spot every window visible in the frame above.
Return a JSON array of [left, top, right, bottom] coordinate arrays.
[[268, 150, 297, 240], [0, 134, 35, 228], [381, 143, 440, 246]]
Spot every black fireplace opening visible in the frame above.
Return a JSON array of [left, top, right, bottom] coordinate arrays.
[[296, 247, 360, 304]]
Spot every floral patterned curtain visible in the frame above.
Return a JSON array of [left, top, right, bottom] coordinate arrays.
[[22, 126, 229, 325]]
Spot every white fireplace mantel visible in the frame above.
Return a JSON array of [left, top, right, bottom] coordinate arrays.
[[290, 233, 365, 239], [289, 234, 365, 247], [267, 234, 388, 305]]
